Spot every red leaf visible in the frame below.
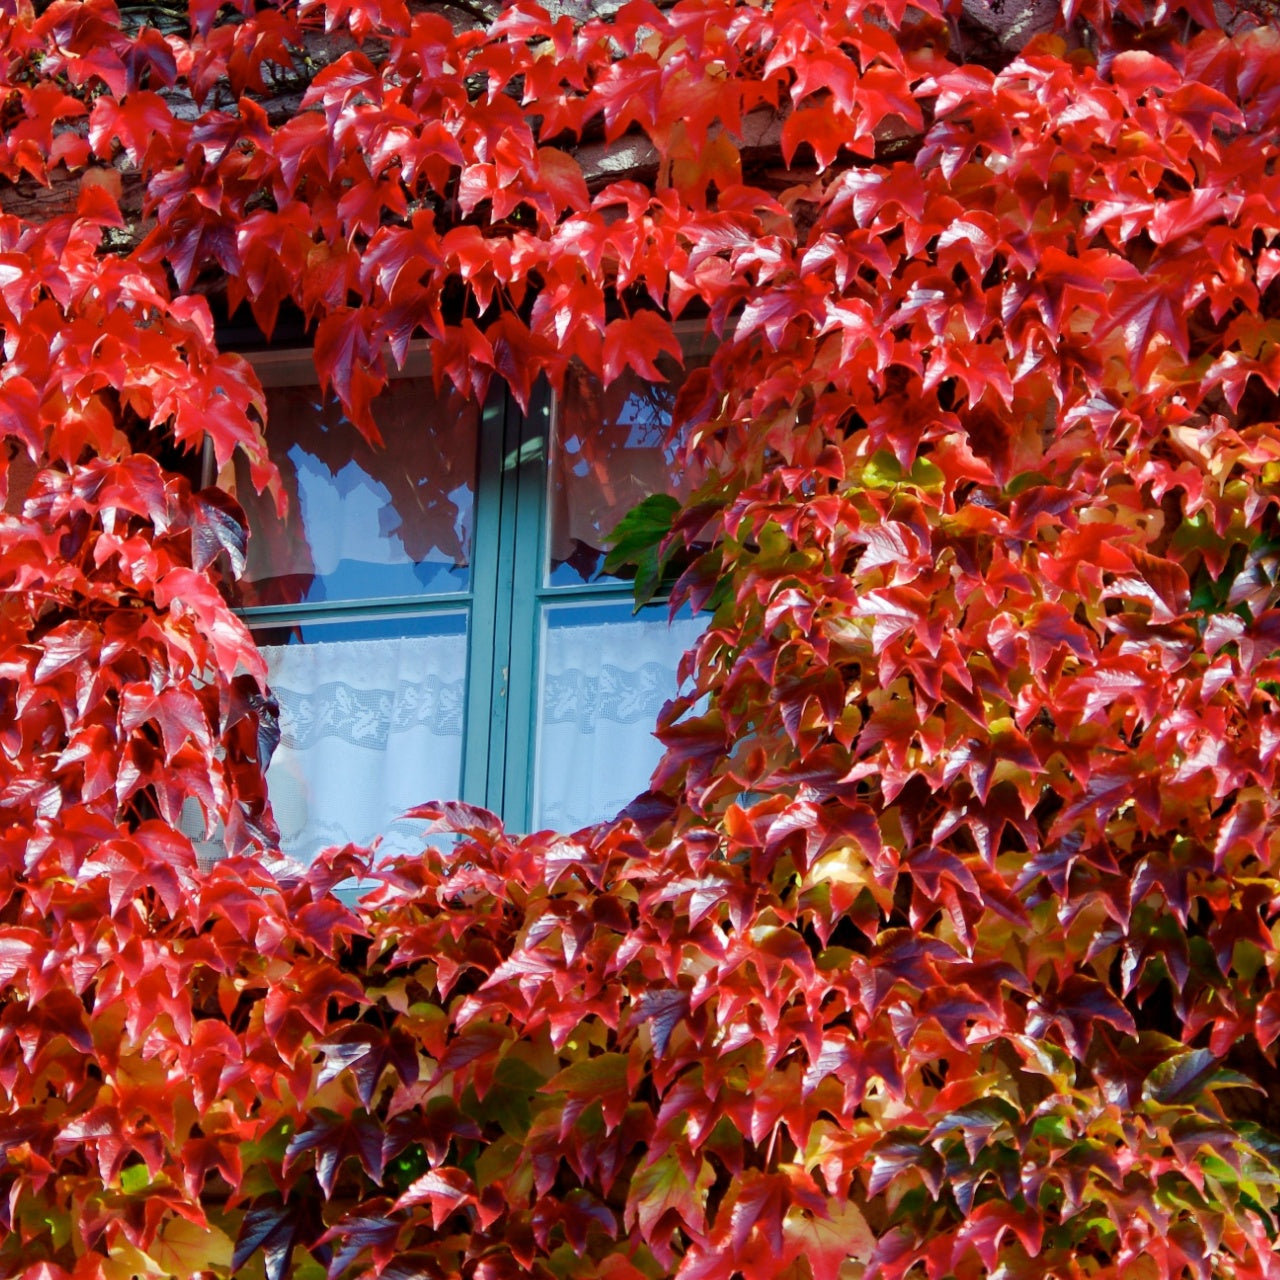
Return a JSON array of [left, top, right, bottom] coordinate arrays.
[[602, 312, 682, 385], [781, 106, 858, 170], [537, 146, 590, 217], [1105, 276, 1190, 377], [88, 90, 179, 165], [394, 1167, 476, 1226]]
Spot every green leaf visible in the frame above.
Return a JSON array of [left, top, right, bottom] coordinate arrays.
[[1030, 1115, 1071, 1144], [475, 1134, 524, 1192], [1004, 469, 1051, 497], [543, 1052, 629, 1097], [604, 493, 681, 607], [860, 451, 903, 489], [859, 451, 943, 491], [462, 1054, 543, 1137], [909, 457, 944, 488]]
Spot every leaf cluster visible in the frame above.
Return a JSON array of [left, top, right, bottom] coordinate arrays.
[[3, 0, 1280, 1278]]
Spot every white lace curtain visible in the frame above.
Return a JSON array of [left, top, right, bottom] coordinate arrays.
[[260, 613, 703, 860], [262, 633, 467, 862], [534, 612, 705, 831]]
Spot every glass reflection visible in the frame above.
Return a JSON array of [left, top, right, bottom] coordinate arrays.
[[547, 355, 699, 586], [227, 377, 478, 607]]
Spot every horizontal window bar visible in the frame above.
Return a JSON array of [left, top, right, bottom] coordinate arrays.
[[240, 592, 472, 624], [535, 581, 647, 599]]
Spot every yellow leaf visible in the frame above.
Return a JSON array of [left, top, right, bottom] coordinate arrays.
[[102, 1240, 163, 1280], [148, 1218, 234, 1276], [784, 1201, 875, 1280]]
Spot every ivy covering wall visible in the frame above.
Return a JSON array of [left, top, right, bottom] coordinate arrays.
[[3, 1, 1280, 1278]]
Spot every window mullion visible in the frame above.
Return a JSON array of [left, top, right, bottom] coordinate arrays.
[[496, 382, 552, 831], [459, 388, 514, 812]]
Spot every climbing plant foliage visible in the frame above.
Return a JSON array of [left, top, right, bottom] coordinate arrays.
[[3, 0, 1280, 1277]]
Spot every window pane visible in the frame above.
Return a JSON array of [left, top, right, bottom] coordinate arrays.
[[228, 377, 479, 608], [547, 356, 699, 586], [258, 613, 467, 862], [532, 600, 704, 830]]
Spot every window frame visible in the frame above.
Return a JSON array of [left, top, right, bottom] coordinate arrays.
[[230, 337, 705, 838]]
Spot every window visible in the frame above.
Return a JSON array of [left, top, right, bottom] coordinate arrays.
[[216, 346, 705, 861]]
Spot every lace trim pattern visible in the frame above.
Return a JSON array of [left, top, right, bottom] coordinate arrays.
[[275, 677, 466, 750], [540, 662, 675, 733]]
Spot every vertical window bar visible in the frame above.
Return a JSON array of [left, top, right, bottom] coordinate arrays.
[[497, 380, 552, 830], [460, 385, 516, 812]]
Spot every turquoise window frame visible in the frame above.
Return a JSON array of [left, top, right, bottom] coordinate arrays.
[[234, 355, 695, 837], [494, 382, 687, 830]]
